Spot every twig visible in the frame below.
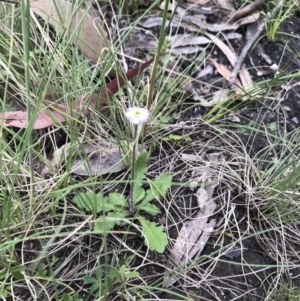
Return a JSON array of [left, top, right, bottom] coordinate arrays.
[[229, 0, 284, 87], [229, 0, 264, 24]]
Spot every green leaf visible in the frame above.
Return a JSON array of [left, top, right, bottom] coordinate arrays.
[[73, 192, 115, 213], [268, 122, 277, 132], [134, 187, 145, 203], [138, 217, 168, 253], [133, 151, 148, 200], [136, 202, 161, 215], [12, 270, 25, 280], [94, 211, 127, 233], [119, 264, 126, 275], [119, 264, 138, 279], [0, 289, 7, 298], [90, 282, 100, 293], [11, 265, 26, 280], [60, 293, 83, 301], [83, 275, 97, 284], [108, 193, 127, 207], [162, 134, 192, 142], [125, 271, 139, 279], [166, 134, 183, 141], [96, 267, 103, 280], [51, 255, 59, 264], [143, 174, 172, 203]]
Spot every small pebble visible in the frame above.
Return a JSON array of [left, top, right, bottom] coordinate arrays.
[[270, 64, 278, 71], [291, 117, 298, 124]]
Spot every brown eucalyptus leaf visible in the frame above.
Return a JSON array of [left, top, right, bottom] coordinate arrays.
[[1, 110, 66, 130], [166, 34, 211, 47], [205, 32, 253, 89], [209, 59, 242, 92], [184, 12, 260, 32], [30, 0, 116, 77], [214, 0, 235, 11]]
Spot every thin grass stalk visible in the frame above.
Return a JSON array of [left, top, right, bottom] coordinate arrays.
[[142, 0, 170, 140], [146, 0, 170, 111], [20, 0, 35, 216]]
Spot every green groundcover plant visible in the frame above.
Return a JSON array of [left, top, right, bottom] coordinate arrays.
[[73, 151, 171, 253]]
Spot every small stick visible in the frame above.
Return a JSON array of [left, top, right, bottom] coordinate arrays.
[[229, 0, 284, 87]]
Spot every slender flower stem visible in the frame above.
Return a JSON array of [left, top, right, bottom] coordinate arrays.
[[129, 126, 138, 214]]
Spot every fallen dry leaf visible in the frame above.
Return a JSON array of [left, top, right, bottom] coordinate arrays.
[[165, 153, 222, 287], [209, 59, 243, 93], [166, 34, 211, 47], [71, 140, 126, 176], [186, 0, 212, 4], [229, 0, 263, 23], [196, 64, 214, 78], [39, 138, 127, 177], [183, 12, 260, 32], [139, 12, 260, 36], [165, 184, 217, 287], [214, 0, 235, 11], [160, 0, 186, 17], [2, 110, 66, 130], [211, 89, 229, 104], [139, 17, 169, 28], [168, 188, 216, 260], [170, 46, 205, 55], [205, 32, 253, 89], [30, 0, 116, 76]]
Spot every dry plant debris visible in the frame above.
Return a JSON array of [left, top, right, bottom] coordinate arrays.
[[137, 0, 284, 106], [229, 0, 284, 85], [39, 138, 127, 177], [31, 0, 116, 76], [167, 185, 216, 265], [165, 153, 222, 286]]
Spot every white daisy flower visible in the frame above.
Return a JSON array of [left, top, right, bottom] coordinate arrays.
[[125, 107, 150, 125]]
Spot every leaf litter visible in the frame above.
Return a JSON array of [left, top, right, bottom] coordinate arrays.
[[39, 138, 127, 178], [165, 153, 222, 286], [138, 2, 259, 106]]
